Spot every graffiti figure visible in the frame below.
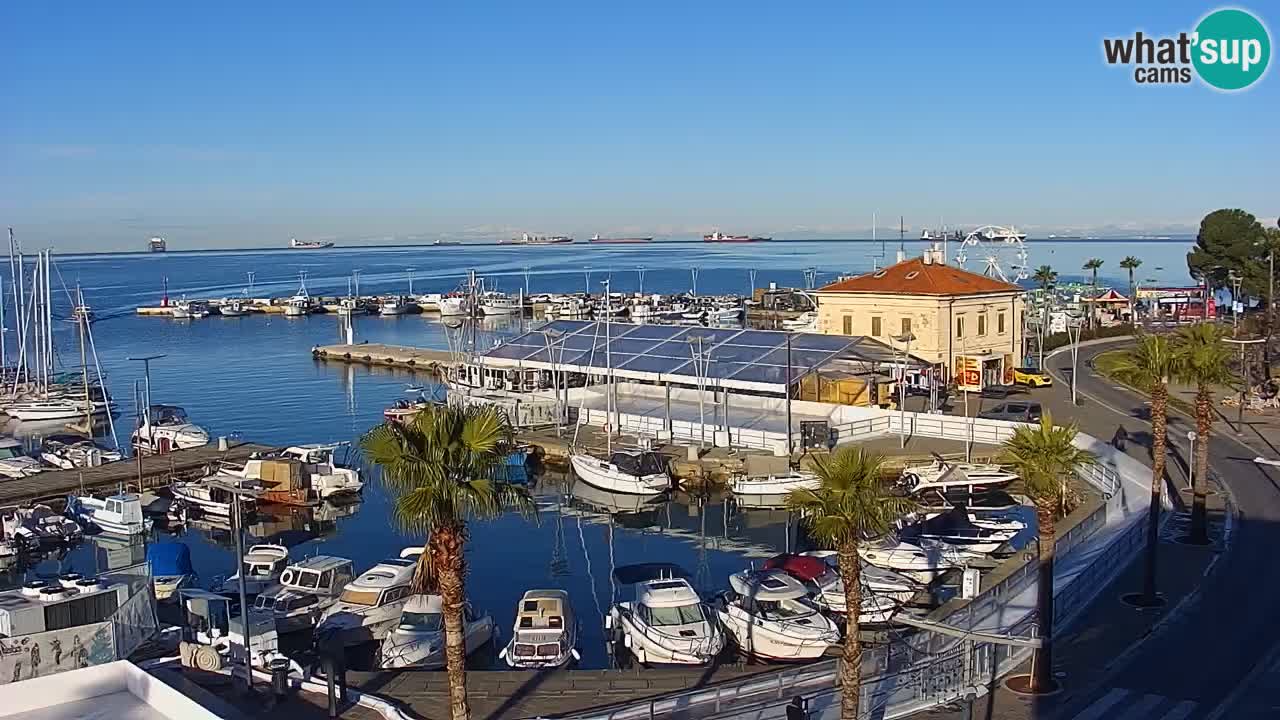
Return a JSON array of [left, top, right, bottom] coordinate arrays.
[[72, 635, 89, 669], [29, 643, 40, 678], [50, 638, 63, 667]]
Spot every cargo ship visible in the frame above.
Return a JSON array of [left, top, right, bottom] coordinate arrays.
[[703, 231, 770, 243], [289, 238, 335, 249], [148, 236, 167, 253], [589, 234, 653, 244]]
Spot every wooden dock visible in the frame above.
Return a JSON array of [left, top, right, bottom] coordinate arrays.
[[311, 343, 457, 370], [0, 442, 273, 506]]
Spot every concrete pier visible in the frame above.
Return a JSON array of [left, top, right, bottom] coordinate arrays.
[[311, 343, 457, 370]]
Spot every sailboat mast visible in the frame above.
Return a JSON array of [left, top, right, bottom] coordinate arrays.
[[78, 286, 92, 430], [603, 279, 612, 455]]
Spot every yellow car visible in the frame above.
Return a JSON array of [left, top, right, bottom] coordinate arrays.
[[1012, 367, 1053, 388]]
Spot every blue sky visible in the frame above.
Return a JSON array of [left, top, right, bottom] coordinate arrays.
[[1, 1, 1276, 251]]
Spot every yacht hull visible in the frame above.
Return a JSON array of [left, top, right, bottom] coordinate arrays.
[[570, 454, 670, 495]]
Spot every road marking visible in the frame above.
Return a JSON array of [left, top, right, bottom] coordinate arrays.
[[1158, 700, 1197, 720], [1070, 687, 1130, 720], [1114, 693, 1165, 720]]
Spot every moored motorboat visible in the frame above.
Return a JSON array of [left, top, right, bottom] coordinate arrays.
[[437, 296, 468, 316], [499, 589, 580, 669], [40, 435, 122, 469], [64, 493, 152, 536], [730, 470, 818, 496], [170, 476, 259, 517], [148, 541, 197, 601], [897, 506, 1017, 556], [217, 544, 290, 596], [0, 437, 44, 479], [570, 450, 671, 495], [317, 549, 421, 646], [255, 555, 355, 633], [899, 459, 1018, 495], [606, 563, 725, 666], [794, 551, 923, 605], [131, 404, 210, 455], [1, 504, 83, 546], [714, 569, 842, 660], [857, 536, 970, 583], [380, 594, 496, 669], [379, 296, 411, 316]]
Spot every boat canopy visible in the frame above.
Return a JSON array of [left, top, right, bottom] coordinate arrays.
[[918, 506, 982, 535], [729, 569, 810, 601], [609, 451, 666, 478], [612, 563, 690, 585], [148, 542, 194, 576], [763, 553, 831, 582]]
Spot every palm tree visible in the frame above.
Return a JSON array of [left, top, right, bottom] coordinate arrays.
[[1033, 265, 1057, 291], [1109, 333, 1178, 604], [785, 448, 915, 720], [1120, 256, 1142, 321], [1002, 414, 1096, 693], [362, 405, 534, 720], [1083, 258, 1104, 328], [1175, 323, 1233, 545]]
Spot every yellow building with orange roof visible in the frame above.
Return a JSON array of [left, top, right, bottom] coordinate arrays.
[[814, 250, 1025, 389]]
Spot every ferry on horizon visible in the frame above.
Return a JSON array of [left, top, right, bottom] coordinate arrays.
[[290, 238, 335, 249], [589, 234, 653, 244], [703, 231, 770, 243]]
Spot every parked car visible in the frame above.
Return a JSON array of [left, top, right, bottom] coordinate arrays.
[[978, 401, 1043, 422], [1011, 367, 1053, 388], [979, 384, 1025, 400]]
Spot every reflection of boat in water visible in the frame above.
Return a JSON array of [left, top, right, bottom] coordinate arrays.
[[567, 480, 665, 521]]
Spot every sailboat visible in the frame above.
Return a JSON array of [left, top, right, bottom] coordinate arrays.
[[568, 283, 673, 495]]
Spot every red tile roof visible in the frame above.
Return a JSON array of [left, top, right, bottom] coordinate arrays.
[[817, 257, 1021, 296]]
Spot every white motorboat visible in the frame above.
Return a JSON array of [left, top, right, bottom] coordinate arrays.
[[283, 272, 313, 317], [897, 506, 1018, 555], [0, 437, 44, 479], [217, 544, 290, 596], [380, 594, 496, 669], [228, 444, 364, 502], [794, 551, 923, 605], [715, 569, 842, 661], [480, 292, 521, 315], [899, 459, 1019, 495], [40, 435, 122, 469], [950, 510, 1028, 534], [255, 555, 355, 633], [170, 476, 258, 517], [217, 298, 251, 317], [570, 450, 671, 496], [708, 307, 742, 322], [131, 404, 210, 454], [555, 297, 591, 317], [730, 470, 818, 496], [437, 296, 468, 316], [317, 549, 421, 646], [337, 296, 366, 315], [379, 296, 411, 316], [857, 536, 970, 583], [1, 504, 83, 546], [171, 298, 210, 319], [499, 589, 580, 669], [781, 311, 817, 331], [606, 564, 725, 666], [415, 293, 443, 312], [64, 493, 152, 536]]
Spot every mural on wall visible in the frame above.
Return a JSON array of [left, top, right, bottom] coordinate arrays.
[[0, 621, 114, 684]]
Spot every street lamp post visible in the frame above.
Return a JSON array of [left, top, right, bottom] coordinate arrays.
[[523, 265, 531, 298], [688, 336, 712, 449], [1067, 313, 1084, 405], [891, 333, 915, 448], [636, 265, 646, 295], [1186, 430, 1197, 491], [748, 268, 757, 300], [691, 267, 700, 297], [406, 267, 415, 296], [583, 266, 592, 295]]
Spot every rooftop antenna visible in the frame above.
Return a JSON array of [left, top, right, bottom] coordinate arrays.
[[900, 216, 906, 255]]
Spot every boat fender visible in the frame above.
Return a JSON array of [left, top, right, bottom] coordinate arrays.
[[570, 648, 581, 661], [604, 615, 613, 630], [622, 633, 632, 649], [635, 646, 646, 664]]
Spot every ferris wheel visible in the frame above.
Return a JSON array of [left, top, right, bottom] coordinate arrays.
[[953, 225, 1030, 283]]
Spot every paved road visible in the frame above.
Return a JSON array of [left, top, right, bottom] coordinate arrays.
[[1048, 339, 1280, 720]]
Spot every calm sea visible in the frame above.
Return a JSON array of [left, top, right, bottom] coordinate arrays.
[[1, 238, 1190, 667]]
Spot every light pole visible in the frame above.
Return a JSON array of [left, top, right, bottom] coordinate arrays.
[[691, 267, 700, 297], [688, 336, 712, 449], [1067, 313, 1084, 405], [523, 265, 531, 298], [1186, 430, 1197, 491], [210, 479, 255, 691], [636, 265, 646, 295], [127, 354, 166, 457], [352, 269, 361, 298], [748, 268, 757, 300], [1230, 271, 1242, 336], [406, 267, 416, 295], [583, 266, 592, 295], [803, 267, 817, 291], [892, 333, 915, 448]]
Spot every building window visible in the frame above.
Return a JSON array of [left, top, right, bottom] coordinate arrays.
[[901, 317, 911, 335], [998, 312, 1006, 334], [978, 313, 987, 336], [956, 316, 964, 338], [870, 316, 881, 336], [843, 315, 853, 335]]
